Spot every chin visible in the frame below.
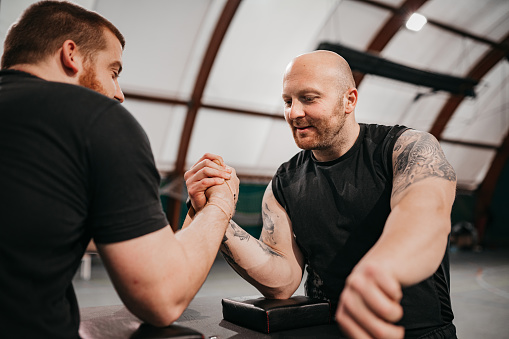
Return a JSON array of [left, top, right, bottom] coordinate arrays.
[[293, 138, 316, 151]]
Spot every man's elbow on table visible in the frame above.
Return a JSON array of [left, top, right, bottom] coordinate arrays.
[[124, 291, 188, 327]]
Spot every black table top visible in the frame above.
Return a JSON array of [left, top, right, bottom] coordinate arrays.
[[79, 295, 345, 338]]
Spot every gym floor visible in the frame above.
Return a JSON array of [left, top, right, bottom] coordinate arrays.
[[74, 247, 509, 339]]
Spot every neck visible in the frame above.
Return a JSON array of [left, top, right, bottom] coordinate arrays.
[[9, 60, 78, 85], [312, 120, 360, 162]]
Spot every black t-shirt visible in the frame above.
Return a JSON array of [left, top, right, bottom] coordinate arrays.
[[0, 70, 168, 338], [272, 124, 455, 337]]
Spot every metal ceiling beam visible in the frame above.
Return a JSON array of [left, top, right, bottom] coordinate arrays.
[[426, 32, 509, 243], [355, 0, 508, 51], [429, 32, 509, 139], [351, 0, 508, 87], [474, 132, 509, 243], [175, 0, 243, 176], [353, 0, 428, 86], [166, 0, 242, 230], [123, 91, 283, 120], [318, 42, 478, 97]]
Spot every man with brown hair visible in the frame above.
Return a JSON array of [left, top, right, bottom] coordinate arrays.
[[0, 1, 238, 338]]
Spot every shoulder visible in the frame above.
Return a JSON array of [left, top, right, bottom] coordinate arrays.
[[393, 129, 440, 159], [391, 129, 456, 196], [363, 123, 409, 143], [274, 150, 312, 178]]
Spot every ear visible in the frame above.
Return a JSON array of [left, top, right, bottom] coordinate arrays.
[[60, 40, 81, 75], [344, 88, 358, 114]]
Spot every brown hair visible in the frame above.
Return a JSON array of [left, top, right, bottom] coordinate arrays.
[[1, 0, 125, 69]]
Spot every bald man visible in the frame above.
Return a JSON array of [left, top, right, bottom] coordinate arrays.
[[186, 50, 457, 338]]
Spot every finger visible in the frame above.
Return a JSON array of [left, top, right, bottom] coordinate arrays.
[[186, 163, 231, 185], [356, 276, 403, 323], [185, 155, 228, 179], [375, 269, 403, 303], [339, 287, 405, 339], [197, 165, 231, 181], [188, 177, 226, 198], [201, 153, 225, 167], [336, 304, 373, 339]]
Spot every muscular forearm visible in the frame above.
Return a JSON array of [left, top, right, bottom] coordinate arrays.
[[220, 221, 301, 298], [99, 204, 230, 327], [174, 204, 231, 296], [360, 188, 452, 287]]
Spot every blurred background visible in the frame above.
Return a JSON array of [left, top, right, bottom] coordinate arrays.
[[1, 1, 509, 337]]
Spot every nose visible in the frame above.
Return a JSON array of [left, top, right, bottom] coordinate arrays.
[[287, 100, 305, 120], [114, 82, 125, 103]]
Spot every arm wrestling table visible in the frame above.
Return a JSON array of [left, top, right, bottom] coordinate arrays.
[[79, 295, 346, 338]]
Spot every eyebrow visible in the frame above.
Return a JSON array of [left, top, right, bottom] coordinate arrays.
[[282, 88, 321, 98]]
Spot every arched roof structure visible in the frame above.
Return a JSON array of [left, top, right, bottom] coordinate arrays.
[[2, 0, 509, 232]]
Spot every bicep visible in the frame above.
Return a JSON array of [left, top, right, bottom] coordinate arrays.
[[391, 130, 456, 207], [260, 183, 305, 270], [96, 226, 185, 310]]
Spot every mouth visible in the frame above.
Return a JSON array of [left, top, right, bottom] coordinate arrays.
[[294, 125, 312, 132]]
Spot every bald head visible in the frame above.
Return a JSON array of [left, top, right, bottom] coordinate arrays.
[[284, 50, 355, 94]]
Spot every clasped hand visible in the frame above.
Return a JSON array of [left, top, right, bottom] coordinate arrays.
[[184, 153, 239, 219]]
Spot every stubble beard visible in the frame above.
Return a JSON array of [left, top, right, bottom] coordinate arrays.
[[78, 62, 107, 96], [291, 102, 347, 152]]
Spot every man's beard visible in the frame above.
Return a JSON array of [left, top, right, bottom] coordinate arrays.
[[78, 64, 107, 96], [290, 104, 347, 151]]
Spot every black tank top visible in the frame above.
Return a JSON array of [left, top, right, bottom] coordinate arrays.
[[272, 123, 455, 337]]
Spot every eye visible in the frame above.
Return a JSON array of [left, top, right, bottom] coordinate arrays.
[[302, 96, 316, 103], [283, 98, 292, 107]]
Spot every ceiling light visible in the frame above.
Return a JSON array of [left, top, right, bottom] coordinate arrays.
[[406, 13, 427, 31]]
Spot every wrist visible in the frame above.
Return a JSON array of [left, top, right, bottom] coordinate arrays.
[[206, 197, 234, 220]]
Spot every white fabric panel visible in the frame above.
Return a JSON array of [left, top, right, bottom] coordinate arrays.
[[0, 0, 43, 58], [355, 75, 434, 128], [376, 0, 405, 6], [123, 100, 186, 172], [382, 24, 489, 77], [443, 60, 509, 145], [95, 0, 225, 99], [202, 0, 340, 113], [420, 0, 509, 41], [397, 91, 451, 132], [441, 143, 496, 190], [158, 106, 188, 172], [187, 109, 274, 172], [253, 118, 301, 177], [315, 0, 392, 51]]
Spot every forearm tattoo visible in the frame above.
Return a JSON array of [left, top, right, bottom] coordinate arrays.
[[220, 221, 250, 267], [392, 130, 456, 197]]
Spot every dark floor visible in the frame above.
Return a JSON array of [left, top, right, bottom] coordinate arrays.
[[74, 247, 509, 339]]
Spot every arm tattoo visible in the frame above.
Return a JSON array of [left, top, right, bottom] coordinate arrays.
[[392, 130, 456, 197], [256, 240, 283, 257], [261, 202, 276, 245], [231, 221, 251, 241]]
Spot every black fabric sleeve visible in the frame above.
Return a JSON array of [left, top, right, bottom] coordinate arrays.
[[271, 174, 287, 211], [86, 104, 168, 244], [381, 125, 411, 178]]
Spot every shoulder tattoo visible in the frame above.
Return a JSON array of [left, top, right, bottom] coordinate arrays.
[[392, 130, 456, 196]]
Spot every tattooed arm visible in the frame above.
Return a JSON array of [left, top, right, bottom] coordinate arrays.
[[220, 183, 305, 299], [336, 130, 456, 339]]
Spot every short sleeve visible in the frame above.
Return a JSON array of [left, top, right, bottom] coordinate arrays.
[[86, 104, 168, 243]]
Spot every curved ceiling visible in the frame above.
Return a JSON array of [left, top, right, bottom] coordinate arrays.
[[2, 0, 509, 192]]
